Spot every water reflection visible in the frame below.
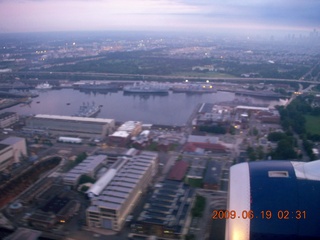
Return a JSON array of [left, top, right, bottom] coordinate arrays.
[[2, 89, 238, 125]]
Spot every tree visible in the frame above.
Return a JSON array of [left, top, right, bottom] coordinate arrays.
[[252, 127, 259, 136], [267, 132, 287, 142], [80, 185, 89, 192], [78, 174, 95, 185], [256, 146, 265, 160], [75, 152, 87, 164], [247, 146, 256, 161], [199, 125, 227, 134], [191, 195, 206, 218], [272, 139, 297, 160], [185, 234, 196, 240]]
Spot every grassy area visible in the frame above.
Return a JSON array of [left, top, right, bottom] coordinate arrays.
[[305, 115, 320, 135], [187, 178, 203, 188]]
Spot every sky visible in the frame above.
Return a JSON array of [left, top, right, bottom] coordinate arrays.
[[0, 0, 319, 34]]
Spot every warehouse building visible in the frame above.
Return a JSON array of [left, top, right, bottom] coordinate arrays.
[[25, 114, 115, 138], [0, 112, 19, 129], [86, 151, 158, 232], [63, 155, 107, 186], [108, 121, 142, 146], [0, 144, 13, 172], [132, 180, 195, 239], [0, 137, 27, 163], [0, 137, 27, 172], [167, 161, 189, 181], [203, 161, 223, 190]]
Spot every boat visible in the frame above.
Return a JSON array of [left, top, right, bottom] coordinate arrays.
[[74, 102, 100, 118], [77, 82, 120, 92], [35, 82, 53, 90], [123, 82, 169, 94], [172, 83, 217, 93]]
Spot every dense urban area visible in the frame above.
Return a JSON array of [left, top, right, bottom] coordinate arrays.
[[0, 30, 320, 240]]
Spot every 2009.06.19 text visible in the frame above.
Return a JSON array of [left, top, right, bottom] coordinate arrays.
[[212, 210, 306, 220]]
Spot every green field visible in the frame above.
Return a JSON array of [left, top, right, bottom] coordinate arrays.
[[305, 115, 320, 135], [186, 178, 203, 188]]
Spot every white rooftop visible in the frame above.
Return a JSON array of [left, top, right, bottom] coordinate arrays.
[[118, 121, 141, 132], [110, 131, 130, 138], [188, 135, 219, 144], [34, 114, 114, 124]]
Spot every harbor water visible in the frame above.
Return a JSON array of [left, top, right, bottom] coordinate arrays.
[[0, 89, 276, 125]]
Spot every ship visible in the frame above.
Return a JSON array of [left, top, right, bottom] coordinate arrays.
[[35, 82, 53, 90], [171, 83, 217, 94], [234, 90, 284, 99], [123, 82, 169, 94], [74, 102, 100, 118], [77, 82, 120, 92]]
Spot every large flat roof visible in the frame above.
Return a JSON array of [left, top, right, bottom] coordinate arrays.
[[88, 151, 158, 212], [203, 161, 223, 184], [235, 105, 270, 111], [4, 227, 42, 240], [188, 135, 219, 144], [34, 114, 114, 124], [110, 131, 130, 138], [167, 161, 189, 181], [97, 201, 121, 210], [118, 121, 141, 132], [0, 112, 16, 119], [0, 143, 10, 151], [63, 155, 106, 184]]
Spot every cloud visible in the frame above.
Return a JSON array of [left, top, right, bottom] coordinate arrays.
[[0, 0, 319, 33]]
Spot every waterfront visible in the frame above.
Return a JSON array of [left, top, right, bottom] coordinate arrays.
[[0, 89, 278, 125]]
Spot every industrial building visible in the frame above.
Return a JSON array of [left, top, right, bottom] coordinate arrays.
[[0, 137, 26, 172], [167, 161, 189, 181], [132, 180, 195, 239], [197, 103, 231, 124], [118, 121, 142, 137], [86, 151, 158, 232], [108, 121, 142, 146], [203, 161, 223, 190], [183, 135, 228, 154], [0, 144, 12, 172], [0, 137, 27, 163], [63, 155, 107, 186], [25, 114, 115, 138], [3, 228, 42, 240], [0, 112, 19, 129], [27, 196, 80, 230]]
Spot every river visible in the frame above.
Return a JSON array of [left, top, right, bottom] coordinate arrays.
[[0, 89, 275, 126]]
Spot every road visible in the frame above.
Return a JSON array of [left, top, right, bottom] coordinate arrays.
[[3, 70, 320, 84]]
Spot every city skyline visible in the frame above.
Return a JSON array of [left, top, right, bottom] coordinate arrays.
[[0, 0, 319, 34]]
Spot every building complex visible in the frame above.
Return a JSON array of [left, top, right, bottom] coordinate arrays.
[[63, 155, 107, 187], [25, 114, 115, 138], [108, 121, 142, 146], [86, 151, 158, 232], [0, 112, 19, 129]]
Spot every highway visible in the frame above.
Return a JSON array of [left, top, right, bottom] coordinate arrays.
[[2, 70, 320, 84]]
